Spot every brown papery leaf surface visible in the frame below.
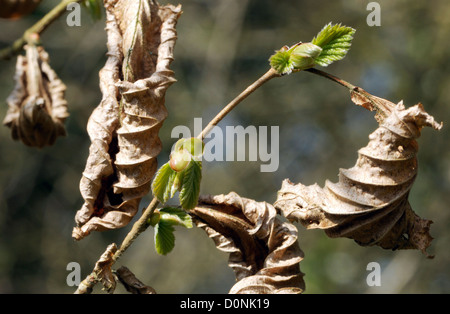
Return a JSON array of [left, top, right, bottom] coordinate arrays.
[[191, 192, 305, 294], [115, 266, 157, 294], [73, 0, 181, 240], [75, 243, 118, 294], [3, 44, 68, 148], [275, 95, 442, 257]]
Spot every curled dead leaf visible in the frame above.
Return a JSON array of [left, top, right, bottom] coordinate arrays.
[[115, 266, 157, 294], [73, 0, 181, 240], [75, 243, 118, 294], [191, 192, 305, 294], [350, 86, 394, 122], [3, 44, 68, 148], [275, 100, 442, 257]]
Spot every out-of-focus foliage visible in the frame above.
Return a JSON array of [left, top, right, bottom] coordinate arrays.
[[0, 0, 449, 293]]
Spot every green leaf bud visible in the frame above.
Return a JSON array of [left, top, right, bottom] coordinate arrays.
[[169, 149, 192, 172]]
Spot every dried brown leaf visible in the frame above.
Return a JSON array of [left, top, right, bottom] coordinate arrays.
[[275, 100, 442, 257], [94, 243, 118, 293], [191, 192, 305, 294], [75, 243, 118, 294], [115, 266, 157, 294], [3, 44, 68, 148], [73, 0, 181, 240], [350, 87, 394, 121]]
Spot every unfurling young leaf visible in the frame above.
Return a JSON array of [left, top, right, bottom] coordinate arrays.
[[152, 138, 204, 207], [181, 137, 205, 159], [269, 22, 354, 74], [269, 43, 322, 75], [179, 160, 202, 210], [311, 22, 356, 67], [290, 42, 322, 71], [153, 207, 193, 255], [160, 207, 193, 228], [154, 220, 175, 255], [151, 162, 177, 204], [269, 46, 293, 74]]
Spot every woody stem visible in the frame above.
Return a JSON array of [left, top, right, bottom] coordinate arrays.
[[0, 0, 83, 60]]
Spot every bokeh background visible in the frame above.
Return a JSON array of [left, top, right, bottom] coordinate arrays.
[[0, 0, 449, 294]]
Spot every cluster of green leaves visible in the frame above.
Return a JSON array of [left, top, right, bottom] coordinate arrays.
[[269, 22, 355, 74], [148, 207, 193, 255], [152, 138, 203, 211]]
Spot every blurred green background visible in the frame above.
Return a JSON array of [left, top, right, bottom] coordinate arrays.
[[0, 0, 449, 294]]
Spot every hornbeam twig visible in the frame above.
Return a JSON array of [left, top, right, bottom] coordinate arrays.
[[0, 0, 82, 60]]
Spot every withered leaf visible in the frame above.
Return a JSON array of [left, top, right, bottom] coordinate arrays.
[[73, 0, 181, 240], [350, 86, 394, 120], [191, 192, 305, 294], [3, 44, 68, 148], [275, 100, 442, 257], [115, 266, 157, 294], [75, 243, 118, 294]]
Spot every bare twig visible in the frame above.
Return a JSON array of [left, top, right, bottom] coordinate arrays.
[[305, 67, 356, 90], [198, 68, 280, 140], [112, 197, 159, 262], [0, 0, 82, 60], [305, 67, 392, 117]]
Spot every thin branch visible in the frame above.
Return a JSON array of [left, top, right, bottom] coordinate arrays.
[[197, 68, 280, 140], [305, 67, 356, 90], [0, 0, 82, 60], [305, 67, 392, 117], [113, 197, 160, 262]]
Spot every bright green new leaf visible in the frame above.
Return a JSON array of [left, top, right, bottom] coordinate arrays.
[[270, 43, 321, 75], [290, 43, 322, 70], [179, 160, 202, 210], [164, 170, 178, 202], [160, 207, 193, 229], [151, 162, 176, 204], [153, 208, 192, 255], [269, 46, 294, 75], [311, 22, 356, 67], [170, 171, 184, 198], [154, 219, 175, 255], [182, 138, 205, 159]]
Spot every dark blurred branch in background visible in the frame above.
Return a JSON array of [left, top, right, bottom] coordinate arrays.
[[0, 0, 82, 60]]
